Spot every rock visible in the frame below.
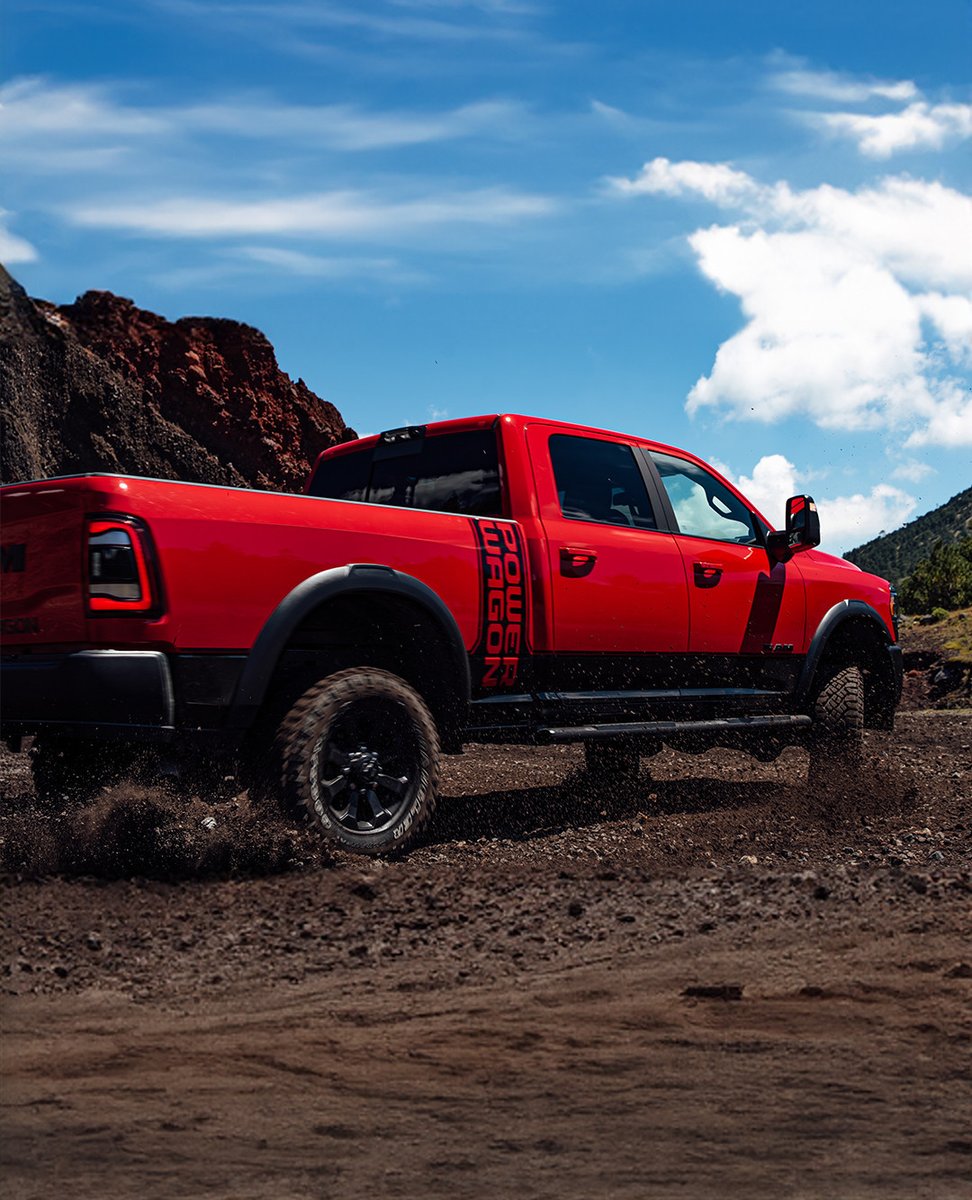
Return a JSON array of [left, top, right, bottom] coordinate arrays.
[[813, 884, 831, 900], [84, 933, 103, 951], [1, 267, 355, 489], [739, 855, 759, 866], [946, 962, 972, 979], [567, 901, 584, 918]]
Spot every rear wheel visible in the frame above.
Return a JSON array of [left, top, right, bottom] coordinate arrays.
[[278, 668, 440, 855], [808, 664, 864, 789]]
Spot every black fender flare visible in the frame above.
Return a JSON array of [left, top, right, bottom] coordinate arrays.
[[226, 564, 471, 729], [794, 599, 892, 705]]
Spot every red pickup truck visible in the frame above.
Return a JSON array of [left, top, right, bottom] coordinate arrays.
[[1, 414, 902, 853]]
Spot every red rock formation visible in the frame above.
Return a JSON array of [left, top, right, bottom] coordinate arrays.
[[1, 267, 355, 491]]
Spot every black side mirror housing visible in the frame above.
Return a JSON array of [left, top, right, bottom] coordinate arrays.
[[768, 495, 821, 563]]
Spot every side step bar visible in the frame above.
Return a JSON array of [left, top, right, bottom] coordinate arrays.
[[538, 714, 812, 743]]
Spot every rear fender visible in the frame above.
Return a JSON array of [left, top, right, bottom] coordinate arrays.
[[226, 564, 471, 733]]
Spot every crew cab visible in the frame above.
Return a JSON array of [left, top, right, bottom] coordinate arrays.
[[0, 414, 902, 853]]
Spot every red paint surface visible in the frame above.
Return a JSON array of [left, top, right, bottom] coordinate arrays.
[[0, 414, 897, 666]]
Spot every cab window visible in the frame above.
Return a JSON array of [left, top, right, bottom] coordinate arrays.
[[650, 452, 759, 544], [309, 429, 502, 517], [549, 435, 657, 529]]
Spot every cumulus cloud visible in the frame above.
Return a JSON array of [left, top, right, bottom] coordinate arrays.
[[890, 459, 935, 484], [917, 292, 972, 366], [0, 211, 38, 263], [607, 158, 762, 206], [819, 101, 972, 158], [608, 158, 972, 447], [725, 454, 917, 553], [765, 58, 972, 159]]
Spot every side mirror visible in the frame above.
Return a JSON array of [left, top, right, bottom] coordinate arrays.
[[767, 495, 821, 563]]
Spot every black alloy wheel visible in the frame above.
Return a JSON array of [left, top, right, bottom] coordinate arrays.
[[278, 668, 440, 855], [315, 698, 420, 835]]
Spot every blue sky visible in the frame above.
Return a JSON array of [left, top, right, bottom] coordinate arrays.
[[3, 0, 970, 552]]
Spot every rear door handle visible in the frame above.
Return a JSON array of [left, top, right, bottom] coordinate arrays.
[[693, 561, 723, 588], [560, 547, 598, 577]]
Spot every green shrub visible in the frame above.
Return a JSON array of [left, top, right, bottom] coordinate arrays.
[[899, 537, 972, 613]]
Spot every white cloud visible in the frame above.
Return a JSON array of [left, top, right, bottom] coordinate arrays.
[[768, 59, 972, 160], [65, 187, 555, 239], [817, 483, 917, 553], [769, 65, 918, 105], [0, 211, 38, 263], [725, 454, 917, 554], [590, 98, 630, 124], [819, 101, 972, 158], [904, 389, 972, 449], [609, 158, 972, 447], [607, 157, 762, 206], [239, 245, 424, 283], [733, 453, 799, 522], [917, 292, 972, 366], [0, 77, 528, 155], [891, 459, 935, 484], [183, 97, 528, 149], [0, 77, 167, 138], [150, 0, 534, 44]]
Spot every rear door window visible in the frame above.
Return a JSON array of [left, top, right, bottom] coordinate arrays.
[[549, 434, 657, 529]]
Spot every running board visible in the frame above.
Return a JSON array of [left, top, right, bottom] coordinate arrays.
[[538, 714, 812, 743]]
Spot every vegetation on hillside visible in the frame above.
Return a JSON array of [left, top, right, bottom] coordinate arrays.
[[899, 606, 972, 710], [844, 486, 972, 586], [899, 537, 972, 613]]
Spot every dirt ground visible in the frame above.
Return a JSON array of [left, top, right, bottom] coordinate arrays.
[[2, 712, 971, 1199]]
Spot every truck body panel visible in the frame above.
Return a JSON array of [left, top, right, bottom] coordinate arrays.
[[1, 413, 902, 752]]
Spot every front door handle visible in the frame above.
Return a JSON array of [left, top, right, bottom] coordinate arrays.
[[693, 561, 723, 588], [560, 547, 598, 578]]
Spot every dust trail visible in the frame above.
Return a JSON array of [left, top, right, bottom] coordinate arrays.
[[1, 784, 325, 879]]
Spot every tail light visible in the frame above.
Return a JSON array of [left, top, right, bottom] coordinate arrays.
[[86, 516, 163, 616]]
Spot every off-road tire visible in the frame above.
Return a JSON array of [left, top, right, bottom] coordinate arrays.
[[29, 737, 132, 808], [584, 741, 641, 783], [808, 664, 864, 789], [278, 668, 440, 856]]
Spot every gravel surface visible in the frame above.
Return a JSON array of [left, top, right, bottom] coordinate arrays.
[[2, 712, 970, 1199]]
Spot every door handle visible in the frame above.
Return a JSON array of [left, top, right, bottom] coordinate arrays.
[[693, 561, 723, 588], [560, 547, 598, 577]]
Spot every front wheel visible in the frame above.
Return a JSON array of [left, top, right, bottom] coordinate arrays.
[[808, 664, 864, 789], [277, 668, 440, 855]]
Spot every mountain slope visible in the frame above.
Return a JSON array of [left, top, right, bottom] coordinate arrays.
[[845, 487, 972, 586], [0, 267, 354, 492]]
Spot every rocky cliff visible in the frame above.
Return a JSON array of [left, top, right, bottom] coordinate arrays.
[[0, 267, 355, 491]]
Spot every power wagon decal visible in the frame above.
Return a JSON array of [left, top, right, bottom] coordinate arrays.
[[471, 519, 528, 691]]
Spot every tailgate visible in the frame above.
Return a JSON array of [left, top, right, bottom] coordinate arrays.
[[1, 481, 88, 646]]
